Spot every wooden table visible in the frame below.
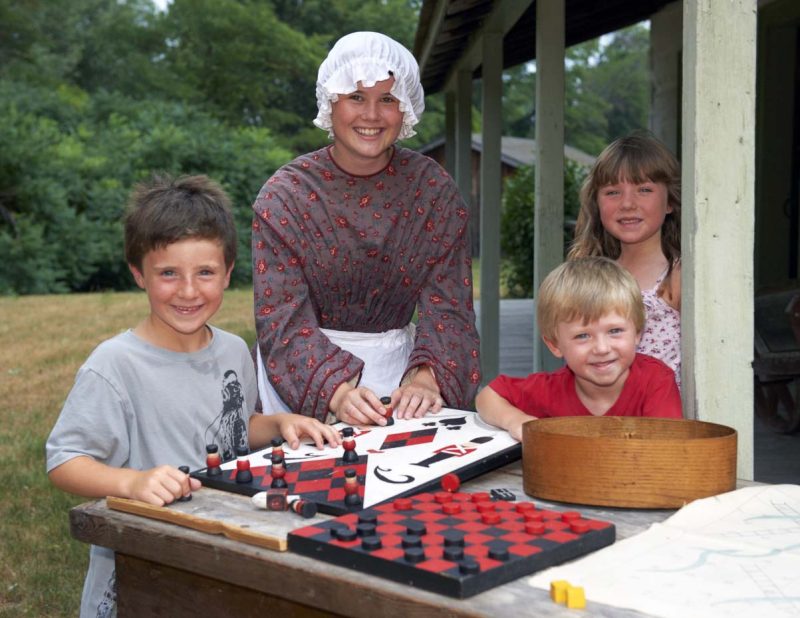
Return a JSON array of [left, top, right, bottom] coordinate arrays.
[[69, 461, 699, 617]]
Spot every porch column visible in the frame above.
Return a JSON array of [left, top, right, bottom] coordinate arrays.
[[682, 0, 756, 479], [533, 0, 565, 371], [479, 30, 503, 382]]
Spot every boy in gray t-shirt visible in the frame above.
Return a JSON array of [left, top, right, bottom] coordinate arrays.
[[46, 174, 341, 618]]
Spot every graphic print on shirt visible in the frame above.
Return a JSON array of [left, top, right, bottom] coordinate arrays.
[[95, 571, 116, 618], [204, 369, 249, 461]]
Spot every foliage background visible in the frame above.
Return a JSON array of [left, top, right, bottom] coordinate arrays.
[[0, 0, 648, 295]]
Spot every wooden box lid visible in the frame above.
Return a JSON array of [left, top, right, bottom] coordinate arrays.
[[522, 417, 737, 508]]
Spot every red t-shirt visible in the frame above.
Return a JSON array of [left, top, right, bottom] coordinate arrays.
[[487, 353, 682, 418]]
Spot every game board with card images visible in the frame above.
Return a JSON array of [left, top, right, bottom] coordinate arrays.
[[191, 408, 521, 515]]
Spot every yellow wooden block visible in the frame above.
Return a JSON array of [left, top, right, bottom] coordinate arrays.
[[566, 585, 586, 609], [550, 580, 570, 604]]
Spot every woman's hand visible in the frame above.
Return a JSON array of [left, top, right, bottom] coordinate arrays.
[[392, 365, 444, 419], [329, 383, 389, 426]]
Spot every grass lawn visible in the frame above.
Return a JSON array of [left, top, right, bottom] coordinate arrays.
[[0, 263, 485, 615], [0, 288, 256, 617]]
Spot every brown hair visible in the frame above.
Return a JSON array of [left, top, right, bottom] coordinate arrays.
[[124, 174, 237, 271], [537, 257, 645, 342], [568, 132, 681, 272]]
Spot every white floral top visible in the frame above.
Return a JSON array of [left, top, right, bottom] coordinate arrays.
[[638, 269, 681, 388]]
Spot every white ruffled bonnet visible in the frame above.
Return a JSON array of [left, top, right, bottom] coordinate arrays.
[[313, 32, 425, 141]]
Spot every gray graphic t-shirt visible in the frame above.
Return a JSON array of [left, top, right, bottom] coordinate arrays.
[[46, 326, 256, 617]]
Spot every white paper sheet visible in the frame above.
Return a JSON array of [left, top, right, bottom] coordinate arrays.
[[529, 484, 800, 617]]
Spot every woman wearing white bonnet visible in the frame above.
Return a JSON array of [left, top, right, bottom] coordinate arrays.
[[251, 31, 481, 425]]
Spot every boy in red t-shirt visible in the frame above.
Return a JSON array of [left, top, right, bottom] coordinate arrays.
[[477, 257, 681, 440]]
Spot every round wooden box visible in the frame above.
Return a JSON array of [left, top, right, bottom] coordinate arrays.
[[522, 417, 737, 508]]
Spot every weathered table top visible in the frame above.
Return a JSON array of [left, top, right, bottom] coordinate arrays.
[[70, 461, 717, 617]]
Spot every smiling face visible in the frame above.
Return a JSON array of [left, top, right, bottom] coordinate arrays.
[[597, 179, 672, 251], [130, 237, 232, 352], [544, 310, 641, 400], [329, 77, 404, 175]]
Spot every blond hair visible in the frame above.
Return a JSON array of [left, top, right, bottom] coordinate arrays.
[[537, 257, 645, 342], [568, 132, 681, 272]]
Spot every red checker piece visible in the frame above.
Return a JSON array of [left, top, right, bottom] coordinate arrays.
[[441, 473, 461, 493], [442, 502, 462, 515], [561, 510, 581, 522], [570, 519, 590, 534], [471, 492, 491, 503], [394, 498, 414, 511], [515, 502, 536, 513], [475, 501, 496, 513], [481, 512, 501, 525], [525, 521, 546, 535], [435, 492, 454, 504]]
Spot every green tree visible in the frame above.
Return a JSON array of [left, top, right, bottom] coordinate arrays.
[[500, 160, 587, 298], [0, 80, 290, 293]]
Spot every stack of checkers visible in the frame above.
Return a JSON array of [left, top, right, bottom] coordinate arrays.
[[288, 488, 615, 598]]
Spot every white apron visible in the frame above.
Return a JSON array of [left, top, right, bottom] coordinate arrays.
[[256, 324, 416, 415]]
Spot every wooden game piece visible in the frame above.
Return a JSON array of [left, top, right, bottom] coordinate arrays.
[[235, 449, 253, 484], [406, 521, 426, 536], [341, 427, 358, 464], [380, 396, 394, 426], [442, 502, 462, 515], [550, 580, 570, 604], [566, 585, 586, 609], [441, 472, 460, 493], [289, 497, 317, 519], [434, 491, 454, 504], [362, 536, 382, 551], [404, 547, 425, 563], [270, 436, 285, 461], [205, 444, 222, 476], [356, 522, 376, 537], [270, 454, 288, 489], [343, 468, 361, 507], [177, 465, 192, 502], [515, 502, 536, 514], [393, 497, 413, 511], [525, 520, 545, 535], [569, 519, 590, 534], [481, 512, 501, 525], [401, 534, 422, 548], [266, 488, 289, 511]]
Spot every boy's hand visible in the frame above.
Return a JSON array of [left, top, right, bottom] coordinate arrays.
[[277, 415, 343, 450], [507, 418, 528, 442], [126, 465, 200, 506]]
